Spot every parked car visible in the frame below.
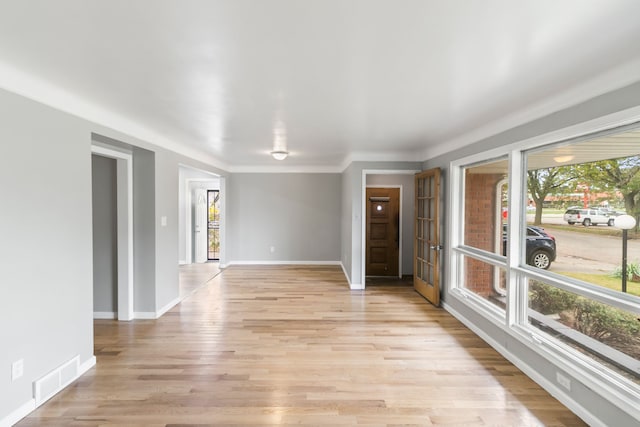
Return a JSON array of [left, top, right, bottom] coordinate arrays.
[[563, 207, 614, 226], [502, 225, 557, 269], [600, 208, 625, 217]]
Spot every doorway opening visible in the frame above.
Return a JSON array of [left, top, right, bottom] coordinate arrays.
[[179, 165, 223, 265], [90, 145, 134, 321], [361, 170, 420, 289]]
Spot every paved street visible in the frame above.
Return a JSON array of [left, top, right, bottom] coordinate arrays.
[[526, 213, 640, 274]]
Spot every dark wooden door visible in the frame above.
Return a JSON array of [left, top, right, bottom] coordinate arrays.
[[414, 168, 441, 306], [366, 187, 400, 277]]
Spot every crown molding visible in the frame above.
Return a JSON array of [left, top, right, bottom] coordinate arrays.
[[0, 60, 231, 171], [422, 58, 640, 162]]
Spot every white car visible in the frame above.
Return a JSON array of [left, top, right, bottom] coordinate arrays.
[[563, 207, 614, 227]]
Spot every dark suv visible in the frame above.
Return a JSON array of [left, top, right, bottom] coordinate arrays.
[[502, 225, 557, 269]]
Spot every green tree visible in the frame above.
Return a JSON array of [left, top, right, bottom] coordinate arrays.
[[527, 167, 577, 225], [577, 156, 640, 228]]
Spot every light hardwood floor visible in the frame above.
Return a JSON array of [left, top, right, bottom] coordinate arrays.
[[19, 265, 587, 426], [179, 262, 221, 298]]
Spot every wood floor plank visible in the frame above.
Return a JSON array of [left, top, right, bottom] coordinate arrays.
[[18, 265, 587, 426]]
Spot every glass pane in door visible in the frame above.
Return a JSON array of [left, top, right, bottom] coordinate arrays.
[[207, 190, 220, 260]]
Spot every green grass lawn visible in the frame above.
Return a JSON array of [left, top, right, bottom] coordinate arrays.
[[558, 272, 640, 297]]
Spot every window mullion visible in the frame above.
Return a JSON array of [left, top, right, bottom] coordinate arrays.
[[506, 149, 525, 327]]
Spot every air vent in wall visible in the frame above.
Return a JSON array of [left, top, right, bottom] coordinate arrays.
[[33, 355, 80, 406]]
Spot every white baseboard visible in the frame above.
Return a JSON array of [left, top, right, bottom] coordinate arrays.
[[156, 297, 181, 318], [133, 297, 181, 320], [133, 311, 158, 319], [79, 356, 97, 376], [93, 311, 116, 319], [179, 259, 187, 265], [339, 262, 363, 289], [227, 260, 341, 266], [442, 302, 603, 427], [0, 398, 35, 427]]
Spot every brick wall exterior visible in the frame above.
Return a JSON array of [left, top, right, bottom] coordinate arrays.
[[464, 172, 504, 296]]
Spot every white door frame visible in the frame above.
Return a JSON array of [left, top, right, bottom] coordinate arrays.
[[361, 170, 420, 289], [91, 145, 134, 321], [194, 188, 208, 263], [184, 177, 221, 264]]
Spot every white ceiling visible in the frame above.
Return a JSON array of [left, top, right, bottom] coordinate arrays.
[[1, 0, 640, 171]]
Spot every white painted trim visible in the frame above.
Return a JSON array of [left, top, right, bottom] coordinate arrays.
[[443, 302, 606, 427], [194, 188, 208, 263], [366, 184, 403, 278], [338, 261, 363, 289], [339, 150, 426, 172], [218, 176, 227, 267], [340, 262, 350, 283], [449, 105, 640, 171], [229, 165, 344, 173], [184, 176, 221, 265], [179, 259, 187, 265], [116, 155, 133, 321], [360, 169, 421, 288], [445, 106, 640, 425], [228, 260, 342, 266], [0, 62, 231, 171], [93, 312, 117, 319], [0, 398, 35, 427], [185, 179, 193, 264], [91, 144, 134, 321], [2, 55, 638, 174], [133, 312, 158, 320], [156, 296, 181, 318], [79, 356, 97, 374], [423, 57, 640, 162]]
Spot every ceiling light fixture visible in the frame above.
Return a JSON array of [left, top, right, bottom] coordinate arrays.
[[553, 155, 574, 164], [271, 150, 289, 160]]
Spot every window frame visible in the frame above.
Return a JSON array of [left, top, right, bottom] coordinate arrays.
[[447, 105, 640, 418]]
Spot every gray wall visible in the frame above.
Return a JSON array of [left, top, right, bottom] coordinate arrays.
[[0, 88, 229, 422], [91, 155, 117, 313], [154, 150, 179, 309], [0, 89, 94, 418], [423, 80, 640, 427], [366, 174, 415, 275], [226, 173, 341, 262], [133, 147, 157, 313]]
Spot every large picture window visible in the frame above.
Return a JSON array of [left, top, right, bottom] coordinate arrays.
[[450, 121, 640, 407]]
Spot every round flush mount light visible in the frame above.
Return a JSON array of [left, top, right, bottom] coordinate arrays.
[[271, 150, 289, 160]]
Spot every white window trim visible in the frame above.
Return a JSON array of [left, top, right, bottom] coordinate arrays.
[[447, 105, 640, 422]]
